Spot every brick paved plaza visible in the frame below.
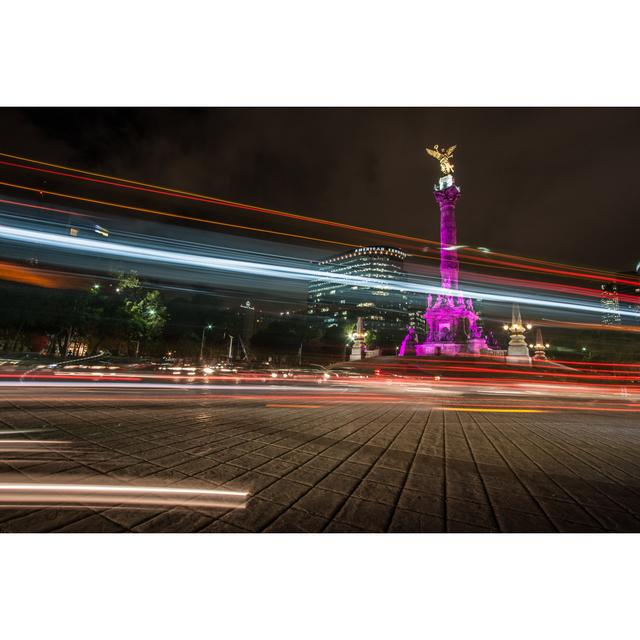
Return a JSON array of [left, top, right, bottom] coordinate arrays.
[[1, 388, 639, 532]]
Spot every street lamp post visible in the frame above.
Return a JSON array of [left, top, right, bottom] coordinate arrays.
[[199, 324, 213, 363]]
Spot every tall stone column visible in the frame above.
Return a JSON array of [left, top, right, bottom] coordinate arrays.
[[434, 176, 461, 292]]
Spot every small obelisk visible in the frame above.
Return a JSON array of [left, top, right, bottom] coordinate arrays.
[[532, 328, 548, 360], [350, 316, 366, 361], [506, 303, 532, 365]]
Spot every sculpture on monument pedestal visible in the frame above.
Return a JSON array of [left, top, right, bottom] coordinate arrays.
[[403, 144, 492, 357], [398, 325, 419, 357], [426, 144, 457, 176]]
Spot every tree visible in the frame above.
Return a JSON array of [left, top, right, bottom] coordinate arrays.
[[117, 273, 167, 356]]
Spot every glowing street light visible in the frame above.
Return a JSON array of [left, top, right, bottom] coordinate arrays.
[[200, 323, 214, 363]]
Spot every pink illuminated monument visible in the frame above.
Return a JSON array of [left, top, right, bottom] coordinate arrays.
[[400, 146, 492, 357]]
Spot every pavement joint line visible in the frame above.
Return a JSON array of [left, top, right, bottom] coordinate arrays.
[[457, 412, 501, 531], [380, 408, 424, 531]]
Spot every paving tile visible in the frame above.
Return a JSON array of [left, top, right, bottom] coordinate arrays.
[[256, 459, 298, 477], [446, 480, 488, 503], [0, 508, 89, 533], [397, 489, 443, 517], [447, 498, 497, 530], [447, 520, 495, 533], [220, 498, 287, 531], [347, 445, 385, 465], [333, 460, 370, 479], [133, 510, 214, 533], [199, 520, 250, 533], [536, 497, 601, 528], [388, 509, 446, 533], [257, 479, 310, 506], [404, 472, 444, 494], [100, 508, 164, 530], [494, 507, 556, 533], [333, 497, 394, 532], [56, 514, 128, 533], [285, 466, 328, 486], [365, 466, 405, 487], [264, 508, 328, 533], [172, 458, 218, 476], [304, 456, 342, 472], [324, 521, 367, 533], [377, 449, 413, 472], [316, 473, 361, 495], [352, 480, 401, 506], [295, 488, 347, 519], [199, 464, 245, 484]]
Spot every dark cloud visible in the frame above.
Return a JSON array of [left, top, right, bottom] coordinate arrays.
[[1, 107, 639, 271]]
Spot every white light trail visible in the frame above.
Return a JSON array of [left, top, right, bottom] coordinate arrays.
[[2, 223, 639, 318], [0, 482, 248, 509]]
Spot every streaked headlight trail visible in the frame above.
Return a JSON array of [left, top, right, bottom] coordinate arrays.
[[1, 222, 639, 320]]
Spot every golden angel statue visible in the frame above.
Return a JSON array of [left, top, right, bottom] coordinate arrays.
[[426, 144, 457, 175]]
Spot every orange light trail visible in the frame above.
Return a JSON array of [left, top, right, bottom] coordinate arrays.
[[0, 180, 361, 250], [0, 259, 83, 289], [438, 408, 546, 413]]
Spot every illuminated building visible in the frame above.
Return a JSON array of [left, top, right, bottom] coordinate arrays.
[[600, 270, 640, 325], [307, 246, 415, 341], [600, 283, 621, 325]]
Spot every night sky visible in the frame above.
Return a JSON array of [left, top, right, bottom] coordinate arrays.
[[1, 107, 639, 272]]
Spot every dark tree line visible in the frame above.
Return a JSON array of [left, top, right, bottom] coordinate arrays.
[[0, 272, 166, 357]]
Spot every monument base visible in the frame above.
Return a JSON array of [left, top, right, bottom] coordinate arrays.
[[415, 342, 465, 357], [507, 337, 532, 366]]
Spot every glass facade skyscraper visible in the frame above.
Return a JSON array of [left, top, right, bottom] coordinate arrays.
[[307, 246, 423, 344]]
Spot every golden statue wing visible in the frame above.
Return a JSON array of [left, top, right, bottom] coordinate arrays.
[[426, 146, 442, 160], [444, 145, 457, 157]]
